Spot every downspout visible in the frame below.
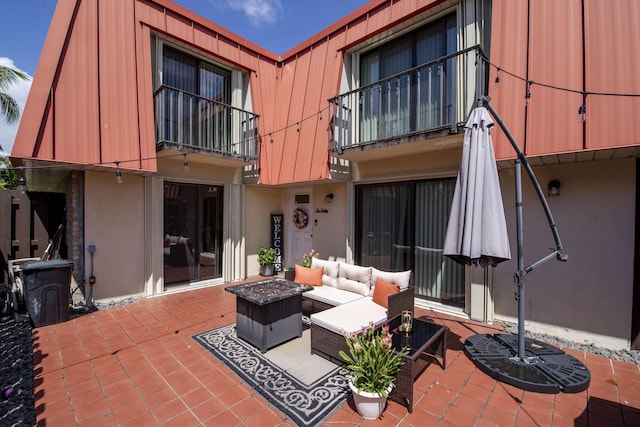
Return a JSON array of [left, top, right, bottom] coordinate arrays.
[[523, 0, 532, 154], [580, 0, 587, 149]]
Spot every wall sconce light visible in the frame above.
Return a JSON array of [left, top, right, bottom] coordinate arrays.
[[183, 153, 189, 172], [325, 193, 334, 203], [548, 179, 561, 196], [17, 166, 26, 194], [115, 161, 123, 184]]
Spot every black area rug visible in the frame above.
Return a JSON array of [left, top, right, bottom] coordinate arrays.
[[192, 323, 348, 427]]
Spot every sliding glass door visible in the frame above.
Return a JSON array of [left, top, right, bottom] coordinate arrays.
[[356, 179, 464, 306], [163, 182, 223, 285]]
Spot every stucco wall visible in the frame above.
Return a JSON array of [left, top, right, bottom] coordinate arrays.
[[84, 171, 146, 301], [245, 185, 284, 276], [492, 158, 635, 349], [310, 183, 348, 261]]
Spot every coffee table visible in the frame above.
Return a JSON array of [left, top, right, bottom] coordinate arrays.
[[391, 318, 447, 412], [225, 278, 312, 352]]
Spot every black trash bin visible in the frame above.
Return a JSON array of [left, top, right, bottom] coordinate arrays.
[[21, 259, 74, 327]]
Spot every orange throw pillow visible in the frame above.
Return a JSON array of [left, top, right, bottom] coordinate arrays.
[[294, 265, 324, 286], [372, 277, 400, 308]]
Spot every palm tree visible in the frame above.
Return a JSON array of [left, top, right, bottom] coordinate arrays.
[[0, 64, 29, 126], [0, 64, 29, 187]]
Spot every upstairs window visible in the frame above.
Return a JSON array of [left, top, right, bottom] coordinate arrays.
[[155, 45, 234, 151], [161, 46, 231, 103], [359, 13, 457, 141]]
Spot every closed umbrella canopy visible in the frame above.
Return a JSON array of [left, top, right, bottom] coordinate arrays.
[[444, 106, 510, 267]]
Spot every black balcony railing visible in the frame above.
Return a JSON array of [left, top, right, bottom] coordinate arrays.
[[154, 85, 260, 161], [328, 46, 488, 152]]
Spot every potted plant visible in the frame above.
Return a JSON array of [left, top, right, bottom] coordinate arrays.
[[299, 249, 318, 267], [339, 323, 409, 420], [258, 246, 277, 276]]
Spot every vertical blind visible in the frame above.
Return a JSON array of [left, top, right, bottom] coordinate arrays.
[[414, 180, 464, 305], [160, 46, 231, 149], [357, 179, 464, 306], [359, 13, 457, 142]]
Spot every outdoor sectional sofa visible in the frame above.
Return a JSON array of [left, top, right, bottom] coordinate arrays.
[[286, 258, 414, 364]]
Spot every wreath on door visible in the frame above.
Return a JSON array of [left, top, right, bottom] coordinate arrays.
[[293, 208, 308, 229]]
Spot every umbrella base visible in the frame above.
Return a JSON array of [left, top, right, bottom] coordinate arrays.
[[464, 334, 590, 394]]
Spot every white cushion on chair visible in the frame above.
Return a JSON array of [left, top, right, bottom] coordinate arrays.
[[311, 258, 340, 287], [304, 285, 364, 306], [310, 297, 388, 334], [337, 263, 371, 296], [369, 268, 412, 296]]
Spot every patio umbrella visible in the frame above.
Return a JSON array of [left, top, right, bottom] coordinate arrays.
[[443, 106, 511, 267], [452, 99, 585, 394]]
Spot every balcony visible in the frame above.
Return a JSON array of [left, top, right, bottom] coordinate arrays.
[[154, 85, 260, 163], [328, 46, 487, 159]]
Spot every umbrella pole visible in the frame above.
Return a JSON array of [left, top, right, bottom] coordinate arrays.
[[515, 159, 527, 360]]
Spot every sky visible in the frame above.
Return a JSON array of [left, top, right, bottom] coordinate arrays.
[[0, 0, 370, 155]]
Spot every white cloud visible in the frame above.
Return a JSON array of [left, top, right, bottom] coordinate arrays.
[[222, 0, 282, 27], [0, 57, 32, 156]]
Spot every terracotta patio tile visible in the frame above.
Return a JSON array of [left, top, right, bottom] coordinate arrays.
[[555, 389, 587, 408], [162, 410, 202, 426], [401, 406, 440, 427], [117, 411, 159, 427], [179, 386, 215, 408], [217, 383, 253, 408], [201, 408, 242, 426], [460, 380, 492, 402], [444, 405, 480, 426], [66, 376, 101, 398], [487, 389, 523, 414], [417, 394, 450, 417], [452, 392, 487, 414], [61, 365, 95, 386], [100, 377, 135, 396], [323, 404, 362, 424], [588, 397, 625, 423], [190, 396, 227, 422], [40, 410, 77, 427], [521, 390, 555, 412], [36, 396, 73, 419], [517, 402, 553, 426], [243, 406, 288, 427], [467, 370, 497, 390], [143, 386, 179, 408], [78, 412, 117, 426], [112, 398, 151, 424], [72, 397, 111, 423], [152, 398, 188, 423], [105, 387, 141, 409], [621, 405, 640, 426], [480, 403, 517, 426]]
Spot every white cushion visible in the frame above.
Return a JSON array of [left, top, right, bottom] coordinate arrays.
[[337, 263, 371, 296], [311, 258, 340, 287], [369, 268, 412, 296], [310, 297, 387, 334], [304, 286, 364, 306]]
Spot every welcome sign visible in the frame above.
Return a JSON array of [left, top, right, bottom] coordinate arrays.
[[271, 214, 283, 272]]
